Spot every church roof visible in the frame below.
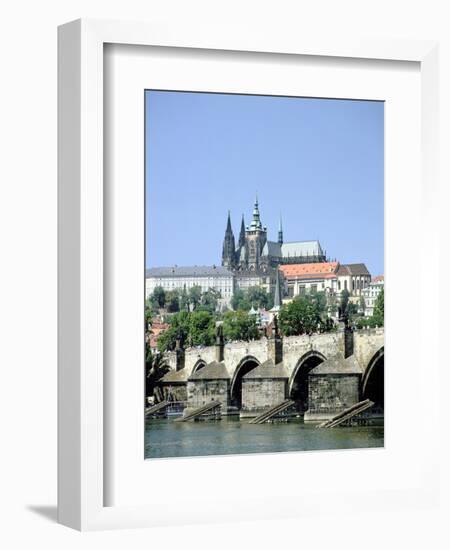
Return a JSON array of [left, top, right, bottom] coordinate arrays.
[[188, 361, 230, 380], [146, 266, 233, 278], [279, 262, 338, 280], [262, 241, 282, 257], [336, 263, 370, 277], [281, 240, 324, 258]]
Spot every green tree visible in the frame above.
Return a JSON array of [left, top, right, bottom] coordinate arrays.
[[340, 288, 350, 317], [356, 288, 384, 329], [278, 296, 322, 336], [152, 286, 166, 309], [373, 287, 384, 322], [198, 288, 221, 313], [145, 346, 170, 399], [145, 297, 155, 327], [231, 286, 273, 311], [165, 290, 180, 313], [231, 289, 251, 311], [179, 285, 189, 311], [223, 310, 260, 341], [157, 311, 190, 352], [308, 290, 327, 316], [188, 310, 215, 346], [188, 285, 202, 310], [247, 286, 274, 310], [359, 295, 366, 315]]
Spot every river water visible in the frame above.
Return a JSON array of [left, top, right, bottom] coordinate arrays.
[[145, 417, 384, 459]]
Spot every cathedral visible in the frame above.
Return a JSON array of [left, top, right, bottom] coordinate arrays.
[[221, 196, 327, 274]]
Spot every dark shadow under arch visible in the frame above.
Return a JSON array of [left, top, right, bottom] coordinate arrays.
[[289, 350, 327, 413], [362, 347, 384, 413], [230, 355, 261, 409], [191, 359, 206, 375]]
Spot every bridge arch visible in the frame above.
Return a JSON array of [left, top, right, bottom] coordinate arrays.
[[230, 355, 261, 409], [191, 359, 207, 375], [288, 350, 327, 413], [362, 346, 384, 413]]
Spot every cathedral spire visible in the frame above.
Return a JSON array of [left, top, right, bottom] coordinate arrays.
[[278, 214, 283, 245], [222, 211, 236, 268], [250, 194, 262, 230], [226, 210, 232, 233], [238, 214, 246, 248]]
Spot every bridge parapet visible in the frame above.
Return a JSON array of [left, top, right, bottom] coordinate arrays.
[[282, 332, 345, 375], [353, 327, 384, 372], [162, 326, 384, 379]]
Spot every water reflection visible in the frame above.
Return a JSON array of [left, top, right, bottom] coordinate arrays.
[[145, 417, 384, 459]]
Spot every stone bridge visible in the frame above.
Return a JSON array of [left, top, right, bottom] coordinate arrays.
[[161, 327, 384, 420]]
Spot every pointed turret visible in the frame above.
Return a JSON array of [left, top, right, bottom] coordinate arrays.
[[238, 214, 246, 248], [221, 211, 236, 269], [272, 270, 283, 310], [278, 214, 283, 245]]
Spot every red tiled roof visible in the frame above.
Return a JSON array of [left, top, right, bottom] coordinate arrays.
[[372, 275, 384, 283], [148, 321, 170, 348], [279, 262, 339, 280]]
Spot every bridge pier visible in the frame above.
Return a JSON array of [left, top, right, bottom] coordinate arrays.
[[304, 355, 362, 422], [240, 359, 289, 418]]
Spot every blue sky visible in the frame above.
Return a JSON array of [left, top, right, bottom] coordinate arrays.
[[145, 91, 384, 276]]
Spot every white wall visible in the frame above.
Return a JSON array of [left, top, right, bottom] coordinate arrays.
[[1, 0, 449, 547]]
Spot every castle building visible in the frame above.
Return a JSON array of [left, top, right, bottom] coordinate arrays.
[[221, 197, 327, 295], [222, 197, 327, 273], [145, 265, 234, 307], [145, 198, 372, 312]]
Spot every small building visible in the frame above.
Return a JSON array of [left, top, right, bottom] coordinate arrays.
[[304, 355, 363, 422], [186, 361, 231, 415], [147, 319, 170, 352], [361, 275, 384, 316], [336, 263, 371, 296], [159, 368, 188, 402], [241, 358, 289, 417], [279, 261, 339, 298]]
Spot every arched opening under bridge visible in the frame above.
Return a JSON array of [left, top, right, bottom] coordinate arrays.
[[362, 347, 384, 415], [191, 359, 206, 375], [289, 351, 327, 413], [230, 356, 260, 410]]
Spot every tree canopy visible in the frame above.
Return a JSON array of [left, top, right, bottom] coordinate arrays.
[[356, 287, 384, 328], [278, 295, 323, 336], [231, 286, 274, 311], [222, 310, 260, 342]]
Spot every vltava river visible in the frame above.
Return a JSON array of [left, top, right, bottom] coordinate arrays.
[[145, 417, 384, 459]]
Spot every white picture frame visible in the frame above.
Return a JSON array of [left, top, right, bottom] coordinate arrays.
[[58, 18, 440, 531]]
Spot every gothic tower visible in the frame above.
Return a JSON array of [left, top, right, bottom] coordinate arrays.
[[246, 195, 267, 270], [221, 211, 236, 268]]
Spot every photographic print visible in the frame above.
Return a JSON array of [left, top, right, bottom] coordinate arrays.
[[144, 90, 384, 459]]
